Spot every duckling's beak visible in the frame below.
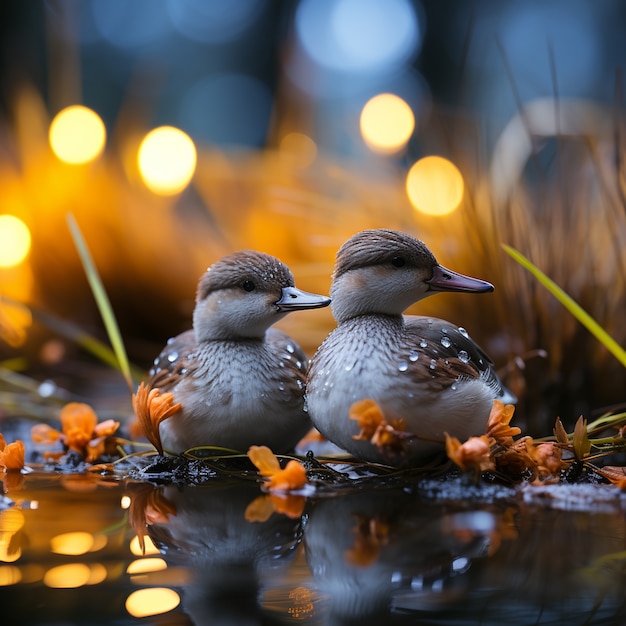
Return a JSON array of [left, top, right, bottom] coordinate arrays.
[[426, 264, 494, 294], [275, 287, 332, 311]]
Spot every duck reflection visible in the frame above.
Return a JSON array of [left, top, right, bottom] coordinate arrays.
[[303, 487, 500, 625], [127, 481, 303, 625]]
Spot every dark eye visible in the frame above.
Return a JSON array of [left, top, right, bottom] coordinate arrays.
[[242, 280, 256, 292], [391, 256, 406, 268]]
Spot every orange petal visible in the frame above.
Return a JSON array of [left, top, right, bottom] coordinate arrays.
[[248, 445, 281, 477], [132, 382, 181, 455], [244, 495, 276, 523], [94, 419, 120, 437], [31, 424, 62, 444], [64, 427, 92, 453], [0, 440, 25, 471], [269, 493, 306, 519], [349, 399, 385, 440], [267, 460, 307, 491], [59, 403, 98, 441]]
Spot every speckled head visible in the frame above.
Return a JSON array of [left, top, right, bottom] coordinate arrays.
[[193, 250, 330, 341], [333, 229, 436, 281], [197, 250, 295, 303], [330, 229, 493, 323]]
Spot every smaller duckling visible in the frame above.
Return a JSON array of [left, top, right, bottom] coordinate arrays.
[[149, 250, 331, 454]]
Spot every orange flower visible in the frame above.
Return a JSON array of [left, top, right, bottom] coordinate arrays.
[[127, 483, 177, 553], [59, 402, 98, 452], [247, 445, 307, 492], [526, 440, 565, 479], [484, 400, 521, 444], [132, 382, 182, 455], [349, 399, 411, 456], [445, 433, 494, 474], [0, 433, 25, 471], [244, 493, 306, 522], [32, 403, 121, 463], [350, 399, 387, 440]]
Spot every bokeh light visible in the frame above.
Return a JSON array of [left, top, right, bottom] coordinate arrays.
[[0, 566, 21, 586], [44, 564, 91, 588], [50, 532, 95, 556], [406, 156, 464, 216], [0, 215, 31, 268], [295, 0, 420, 73], [138, 126, 197, 195], [49, 105, 106, 164], [126, 558, 168, 574], [130, 535, 160, 556], [279, 132, 318, 168], [125, 587, 181, 618], [360, 93, 415, 153]]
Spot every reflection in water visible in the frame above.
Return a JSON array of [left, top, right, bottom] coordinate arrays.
[[1, 472, 626, 624], [140, 481, 304, 625]]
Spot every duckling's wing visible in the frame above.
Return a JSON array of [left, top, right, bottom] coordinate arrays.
[[149, 329, 198, 393], [403, 316, 513, 401], [266, 328, 309, 374]]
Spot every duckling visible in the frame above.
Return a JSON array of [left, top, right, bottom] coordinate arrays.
[[149, 250, 330, 454], [307, 229, 513, 466]]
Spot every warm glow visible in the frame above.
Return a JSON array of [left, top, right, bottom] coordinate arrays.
[[125, 587, 180, 618], [49, 105, 106, 164], [0, 215, 31, 268], [126, 558, 168, 575], [138, 126, 197, 195], [406, 156, 464, 216], [0, 566, 21, 586], [130, 535, 160, 556], [87, 563, 108, 585], [120, 496, 131, 509], [50, 532, 95, 556], [279, 132, 318, 167], [360, 93, 415, 153], [44, 563, 91, 588], [0, 509, 25, 563]]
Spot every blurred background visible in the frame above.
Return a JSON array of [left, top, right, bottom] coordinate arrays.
[[0, 0, 625, 433]]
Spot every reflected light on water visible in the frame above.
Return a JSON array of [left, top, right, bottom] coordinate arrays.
[[44, 563, 91, 588], [49, 106, 107, 165], [125, 587, 181, 618], [360, 93, 415, 154], [126, 558, 168, 575], [0, 509, 25, 562], [0, 566, 21, 586], [130, 535, 161, 556], [137, 126, 197, 195], [50, 532, 95, 556], [406, 156, 464, 216], [87, 563, 108, 585], [0, 215, 31, 268]]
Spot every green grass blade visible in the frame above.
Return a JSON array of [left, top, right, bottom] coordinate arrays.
[[502, 244, 626, 368], [67, 213, 134, 390], [1, 295, 144, 380]]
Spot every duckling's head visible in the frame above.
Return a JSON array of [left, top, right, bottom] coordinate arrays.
[[194, 251, 330, 341], [330, 229, 493, 323]]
